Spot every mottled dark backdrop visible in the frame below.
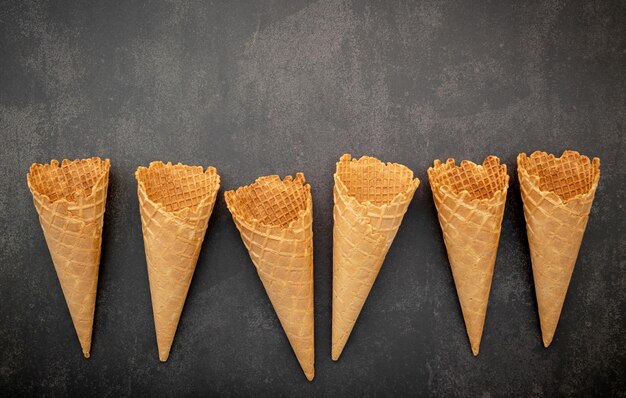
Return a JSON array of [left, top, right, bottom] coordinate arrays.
[[1, 0, 625, 396]]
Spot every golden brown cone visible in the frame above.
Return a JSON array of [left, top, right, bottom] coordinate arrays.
[[332, 154, 419, 361], [428, 156, 509, 356], [136, 161, 220, 361], [518, 150, 600, 347], [27, 157, 110, 358], [225, 173, 314, 381]]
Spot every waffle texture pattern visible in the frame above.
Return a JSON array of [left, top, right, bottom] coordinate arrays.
[[225, 173, 315, 381], [332, 154, 420, 360], [136, 161, 220, 361], [27, 157, 110, 358], [518, 150, 600, 347], [428, 156, 509, 356]]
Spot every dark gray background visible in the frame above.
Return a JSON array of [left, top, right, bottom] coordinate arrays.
[[1, 0, 625, 396]]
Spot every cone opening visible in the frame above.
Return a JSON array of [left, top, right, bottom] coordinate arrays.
[[518, 151, 600, 202], [336, 155, 415, 206], [27, 158, 110, 203], [227, 174, 309, 228], [136, 162, 219, 213], [429, 156, 507, 200]]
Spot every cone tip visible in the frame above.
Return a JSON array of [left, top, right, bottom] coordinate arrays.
[[305, 370, 315, 381], [331, 345, 342, 361], [542, 336, 553, 348], [471, 345, 480, 356], [159, 352, 170, 362], [83, 351, 90, 359]]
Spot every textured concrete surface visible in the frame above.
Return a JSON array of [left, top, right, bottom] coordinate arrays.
[[1, 0, 625, 396]]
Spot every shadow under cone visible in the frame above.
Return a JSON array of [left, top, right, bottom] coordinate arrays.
[[518, 151, 600, 347], [136, 162, 220, 361], [332, 154, 419, 361], [428, 156, 508, 356], [225, 173, 315, 381], [27, 157, 110, 358]]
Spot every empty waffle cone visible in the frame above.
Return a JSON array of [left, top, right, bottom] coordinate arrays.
[[225, 173, 314, 381], [518, 150, 600, 347], [332, 154, 419, 361], [27, 157, 110, 358], [136, 161, 220, 361], [428, 156, 509, 356]]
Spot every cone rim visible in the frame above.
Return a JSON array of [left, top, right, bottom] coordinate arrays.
[[27, 157, 111, 208], [224, 173, 312, 231], [517, 150, 600, 205], [335, 154, 420, 211], [135, 161, 220, 219], [428, 156, 509, 206]]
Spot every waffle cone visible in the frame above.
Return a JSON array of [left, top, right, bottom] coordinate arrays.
[[225, 173, 314, 381], [136, 162, 220, 361], [428, 156, 509, 356], [518, 151, 600, 347], [332, 154, 419, 361], [27, 157, 110, 358]]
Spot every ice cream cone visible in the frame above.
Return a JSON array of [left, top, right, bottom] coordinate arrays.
[[428, 156, 509, 356], [332, 154, 419, 361], [225, 173, 314, 381], [518, 150, 600, 347], [27, 157, 110, 358], [136, 161, 220, 361]]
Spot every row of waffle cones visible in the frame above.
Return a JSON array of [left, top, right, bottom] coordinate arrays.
[[27, 151, 600, 380]]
